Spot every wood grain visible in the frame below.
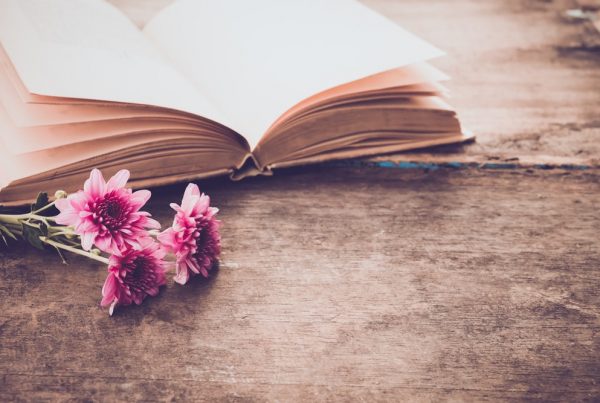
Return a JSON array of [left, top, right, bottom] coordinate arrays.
[[365, 0, 600, 167], [2, 1, 600, 401], [1, 168, 599, 401]]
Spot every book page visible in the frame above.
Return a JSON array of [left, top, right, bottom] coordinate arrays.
[[0, 0, 224, 123], [144, 0, 443, 148], [0, 109, 205, 154], [0, 57, 201, 127], [266, 63, 449, 135]]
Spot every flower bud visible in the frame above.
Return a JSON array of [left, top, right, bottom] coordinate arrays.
[[90, 248, 101, 256], [54, 190, 68, 199]]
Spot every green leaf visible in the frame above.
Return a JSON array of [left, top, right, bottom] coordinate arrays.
[[22, 223, 44, 250], [0, 224, 17, 241], [0, 224, 17, 245], [31, 192, 49, 212], [39, 221, 48, 237]]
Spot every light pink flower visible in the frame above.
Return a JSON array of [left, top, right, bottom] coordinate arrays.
[[158, 183, 221, 285], [101, 239, 166, 315], [55, 169, 160, 254]]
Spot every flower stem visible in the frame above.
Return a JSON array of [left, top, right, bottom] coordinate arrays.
[[0, 214, 21, 226], [32, 200, 57, 215], [30, 214, 57, 222], [0, 212, 57, 224], [39, 236, 109, 265], [47, 230, 76, 239]]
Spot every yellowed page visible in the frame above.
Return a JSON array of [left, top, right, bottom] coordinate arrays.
[[0, 61, 200, 127], [144, 0, 444, 148], [0, 107, 203, 154], [266, 63, 449, 134], [0, 133, 171, 187], [0, 129, 243, 188], [0, 0, 224, 123]]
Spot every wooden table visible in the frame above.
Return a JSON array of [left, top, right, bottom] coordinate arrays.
[[1, 1, 599, 401]]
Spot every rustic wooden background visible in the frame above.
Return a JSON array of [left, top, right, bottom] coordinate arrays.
[[1, 0, 599, 401]]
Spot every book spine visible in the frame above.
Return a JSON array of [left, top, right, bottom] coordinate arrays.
[[230, 154, 271, 181]]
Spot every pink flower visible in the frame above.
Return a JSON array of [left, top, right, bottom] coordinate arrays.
[[55, 169, 160, 254], [101, 239, 166, 315], [158, 184, 221, 285]]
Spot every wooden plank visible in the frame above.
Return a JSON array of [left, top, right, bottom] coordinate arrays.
[[1, 168, 599, 401], [365, 0, 600, 167], [2, 1, 599, 401]]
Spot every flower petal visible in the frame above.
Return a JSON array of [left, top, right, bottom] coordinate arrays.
[[84, 168, 106, 198], [130, 189, 151, 209], [181, 195, 200, 215], [101, 274, 118, 307], [143, 217, 161, 230], [174, 265, 190, 285], [54, 198, 70, 213], [108, 300, 117, 316], [81, 231, 96, 251], [94, 234, 112, 253], [193, 194, 210, 215], [157, 228, 177, 251], [183, 183, 200, 201], [106, 169, 130, 191], [54, 211, 80, 226]]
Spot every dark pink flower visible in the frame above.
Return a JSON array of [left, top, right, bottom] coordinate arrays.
[[158, 184, 221, 285], [101, 239, 166, 315], [55, 169, 160, 254]]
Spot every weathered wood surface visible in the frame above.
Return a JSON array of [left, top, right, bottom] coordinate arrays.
[[2, 1, 600, 401], [366, 0, 600, 167], [1, 168, 599, 401]]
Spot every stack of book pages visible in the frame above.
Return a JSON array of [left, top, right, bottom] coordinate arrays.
[[0, 0, 472, 204]]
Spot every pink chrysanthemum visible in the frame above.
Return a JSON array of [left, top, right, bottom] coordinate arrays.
[[158, 183, 221, 285], [101, 239, 167, 315], [55, 169, 160, 254]]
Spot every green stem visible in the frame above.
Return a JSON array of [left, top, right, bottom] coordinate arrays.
[[39, 237, 109, 265], [0, 214, 21, 226], [0, 213, 72, 239], [32, 200, 57, 215], [30, 214, 57, 222], [47, 230, 76, 239], [0, 212, 57, 224]]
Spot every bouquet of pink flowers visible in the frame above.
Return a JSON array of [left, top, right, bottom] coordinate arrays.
[[0, 169, 221, 315]]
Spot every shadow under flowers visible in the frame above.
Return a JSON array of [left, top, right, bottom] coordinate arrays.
[[108, 262, 220, 324]]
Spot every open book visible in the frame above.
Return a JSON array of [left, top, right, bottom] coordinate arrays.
[[0, 0, 472, 205]]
